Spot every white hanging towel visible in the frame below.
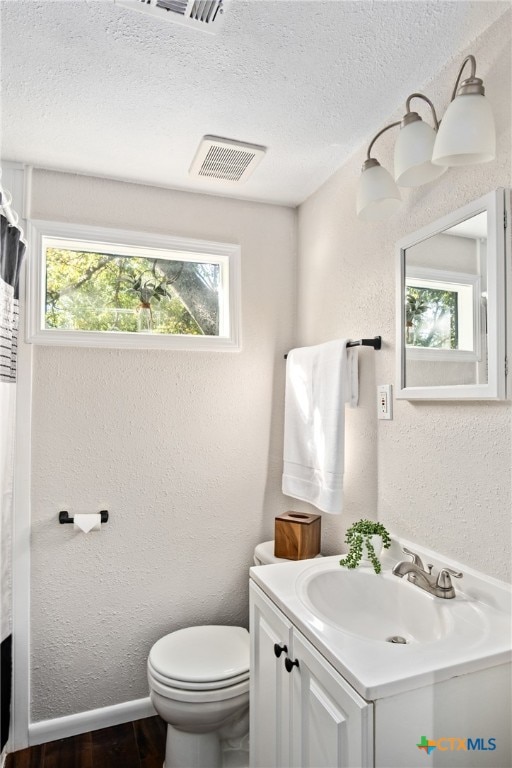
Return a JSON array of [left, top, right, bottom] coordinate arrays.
[[282, 340, 358, 514]]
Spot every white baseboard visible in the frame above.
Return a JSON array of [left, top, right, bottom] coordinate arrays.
[[28, 696, 156, 747]]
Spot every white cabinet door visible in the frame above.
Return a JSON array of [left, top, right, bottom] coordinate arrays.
[[250, 583, 294, 768], [250, 583, 373, 768], [291, 630, 373, 768]]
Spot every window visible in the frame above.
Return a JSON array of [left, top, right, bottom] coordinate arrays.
[[405, 267, 481, 361], [26, 221, 241, 350]]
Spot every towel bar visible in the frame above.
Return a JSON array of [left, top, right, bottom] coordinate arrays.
[[347, 336, 382, 349], [284, 336, 381, 359]]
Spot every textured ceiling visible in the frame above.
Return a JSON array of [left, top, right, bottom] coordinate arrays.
[[0, 0, 509, 206]]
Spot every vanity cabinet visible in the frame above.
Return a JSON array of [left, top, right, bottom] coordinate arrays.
[[250, 579, 511, 768], [250, 583, 373, 768]]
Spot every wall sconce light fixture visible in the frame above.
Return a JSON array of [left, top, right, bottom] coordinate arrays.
[[356, 55, 496, 221]]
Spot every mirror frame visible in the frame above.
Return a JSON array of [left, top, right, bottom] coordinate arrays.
[[396, 189, 507, 400]]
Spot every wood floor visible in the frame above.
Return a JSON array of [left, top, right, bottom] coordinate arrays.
[[6, 716, 166, 768]]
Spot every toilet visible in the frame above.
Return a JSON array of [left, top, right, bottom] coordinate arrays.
[[148, 625, 250, 768], [147, 540, 316, 768]]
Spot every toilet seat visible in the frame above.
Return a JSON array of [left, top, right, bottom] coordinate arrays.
[[147, 657, 249, 691], [148, 625, 249, 689], [148, 665, 250, 703]]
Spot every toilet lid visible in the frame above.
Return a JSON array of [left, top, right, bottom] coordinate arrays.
[[149, 626, 250, 684]]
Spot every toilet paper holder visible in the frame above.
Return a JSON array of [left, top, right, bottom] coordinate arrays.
[[59, 510, 109, 524]]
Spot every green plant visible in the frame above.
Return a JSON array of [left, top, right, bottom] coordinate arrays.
[[339, 519, 391, 574], [126, 270, 169, 306]]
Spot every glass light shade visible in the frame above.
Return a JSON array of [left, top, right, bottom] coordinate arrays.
[[356, 164, 401, 221], [432, 94, 495, 166], [394, 119, 447, 187]]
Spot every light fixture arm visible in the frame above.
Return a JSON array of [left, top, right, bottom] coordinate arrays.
[[405, 93, 440, 130], [366, 121, 401, 161], [450, 54, 484, 99]]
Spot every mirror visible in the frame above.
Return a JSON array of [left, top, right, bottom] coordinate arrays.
[[396, 189, 507, 399]]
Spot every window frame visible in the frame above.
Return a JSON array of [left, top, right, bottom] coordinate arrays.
[[405, 266, 482, 362], [26, 220, 241, 351]]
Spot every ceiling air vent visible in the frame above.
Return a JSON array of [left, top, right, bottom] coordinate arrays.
[[114, 0, 226, 33], [189, 136, 267, 184]]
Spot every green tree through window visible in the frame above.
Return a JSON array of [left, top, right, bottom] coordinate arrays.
[[405, 286, 458, 349], [45, 248, 220, 336]]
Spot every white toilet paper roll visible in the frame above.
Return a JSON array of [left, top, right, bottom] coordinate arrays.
[[73, 513, 101, 533]]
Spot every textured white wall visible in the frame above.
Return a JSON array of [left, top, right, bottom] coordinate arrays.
[[28, 171, 297, 720], [296, 14, 512, 579]]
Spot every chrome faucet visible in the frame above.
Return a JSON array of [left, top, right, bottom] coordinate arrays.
[[392, 547, 463, 599]]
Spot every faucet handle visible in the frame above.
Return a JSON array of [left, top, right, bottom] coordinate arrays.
[[402, 547, 425, 570], [436, 568, 463, 589]]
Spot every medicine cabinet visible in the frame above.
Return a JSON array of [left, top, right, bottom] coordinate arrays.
[[396, 189, 508, 399]]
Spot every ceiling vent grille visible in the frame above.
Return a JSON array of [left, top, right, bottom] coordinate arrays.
[[189, 136, 267, 184], [114, 0, 226, 32]]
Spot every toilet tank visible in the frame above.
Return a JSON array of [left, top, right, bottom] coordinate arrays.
[[253, 540, 323, 566], [253, 540, 288, 566]]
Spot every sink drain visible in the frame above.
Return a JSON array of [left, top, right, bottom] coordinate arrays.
[[386, 635, 408, 644]]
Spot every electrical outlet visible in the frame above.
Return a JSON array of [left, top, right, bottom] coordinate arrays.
[[377, 384, 393, 420]]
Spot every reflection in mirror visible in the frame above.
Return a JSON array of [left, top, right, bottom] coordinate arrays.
[[396, 189, 506, 400], [404, 211, 487, 388]]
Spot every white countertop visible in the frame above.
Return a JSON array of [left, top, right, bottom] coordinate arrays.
[[250, 537, 512, 700]]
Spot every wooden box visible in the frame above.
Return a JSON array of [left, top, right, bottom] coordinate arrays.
[[274, 512, 321, 560]]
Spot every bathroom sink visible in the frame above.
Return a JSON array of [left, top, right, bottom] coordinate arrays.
[[251, 542, 512, 700], [296, 566, 456, 643]]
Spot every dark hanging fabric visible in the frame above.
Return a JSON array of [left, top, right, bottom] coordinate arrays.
[[1, 214, 26, 382], [1, 635, 12, 750], [1, 211, 26, 751]]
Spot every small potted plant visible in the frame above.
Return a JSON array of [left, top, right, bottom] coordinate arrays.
[[339, 519, 391, 574], [125, 270, 170, 332]]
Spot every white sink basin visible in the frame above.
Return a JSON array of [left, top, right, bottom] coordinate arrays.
[[250, 540, 512, 699], [297, 567, 455, 643]]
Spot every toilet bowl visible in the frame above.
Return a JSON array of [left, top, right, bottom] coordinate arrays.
[[148, 540, 322, 768], [148, 625, 250, 768]]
